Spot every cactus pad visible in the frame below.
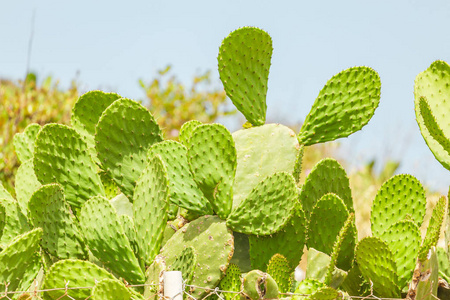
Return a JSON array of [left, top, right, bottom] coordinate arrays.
[[43, 259, 115, 300], [379, 220, 421, 290], [0, 228, 42, 293], [91, 278, 131, 300], [419, 196, 447, 261], [218, 27, 272, 126], [0, 182, 13, 201], [355, 237, 400, 298], [419, 97, 450, 156], [148, 140, 212, 215], [371, 174, 426, 237], [188, 123, 236, 218], [242, 270, 278, 300], [133, 155, 169, 265], [219, 263, 241, 300], [308, 193, 356, 271], [305, 248, 347, 289], [414, 60, 450, 170], [232, 123, 299, 207], [299, 158, 353, 219], [298, 66, 381, 145], [266, 254, 291, 293], [226, 172, 297, 235], [0, 198, 30, 248], [167, 246, 196, 285], [179, 120, 202, 146], [248, 206, 307, 271], [14, 159, 41, 214], [33, 123, 105, 211], [160, 215, 234, 299], [28, 183, 88, 260], [408, 247, 439, 300], [80, 195, 144, 284], [95, 98, 163, 200], [13, 123, 41, 164]]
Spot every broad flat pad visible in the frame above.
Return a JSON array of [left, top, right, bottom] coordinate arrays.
[[33, 123, 105, 211], [0, 228, 43, 293], [14, 159, 41, 214], [249, 206, 306, 271], [356, 237, 400, 298], [414, 60, 450, 170], [299, 158, 353, 219], [227, 172, 297, 235], [13, 123, 41, 163], [0, 198, 30, 248], [148, 141, 212, 215], [188, 124, 236, 218], [299, 66, 380, 145], [218, 27, 272, 126], [160, 216, 234, 299], [80, 195, 144, 284], [95, 98, 163, 200], [91, 278, 131, 300], [28, 183, 87, 260], [232, 124, 299, 208], [133, 155, 169, 265], [43, 259, 115, 300], [371, 174, 426, 237]]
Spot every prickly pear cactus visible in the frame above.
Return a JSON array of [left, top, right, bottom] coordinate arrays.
[[220, 263, 242, 300], [298, 66, 381, 145], [95, 98, 163, 200], [33, 123, 105, 211], [0, 198, 30, 248], [371, 174, 426, 237], [13, 123, 41, 164], [14, 159, 41, 214], [241, 270, 278, 300], [414, 60, 450, 170], [91, 278, 131, 300], [266, 254, 291, 293], [218, 27, 272, 126]]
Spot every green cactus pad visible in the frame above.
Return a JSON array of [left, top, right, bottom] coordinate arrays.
[[408, 247, 439, 300], [95, 98, 163, 200], [43, 259, 115, 300], [80, 195, 144, 284], [167, 246, 196, 285], [308, 194, 356, 271], [299, 158, 353, 219], [419, 97, 450, 156], [160, 215, 234, 299], [100, 171, 119, 199], [419, 196, 447, 261], [0, 198, 30, 248], [219, 263, 241, 300], [91, 278, 131, 300], [188, 124, 236, 218], [71, 91, 121, 146], [33, 123, 105, 211], [232, 124, 299, 208], [292, 278, 327, 300], [355, 237, 400, 298], [230, 232, 252, 273], [325, 213, 355, 285], [0, 203, 4, 241], [119, 215, 140, 262], [227, 172, 297, 235], [0, 182, 13, 201], [218, 27, 272, 126], [14, 159, 41, 215], [133, 155, 169, 265], [14, 251, 42, 299], [248, 206, 307, 271], [298, 66, 381, 145], [13, 123, 41, 164], [293, 145, 305, 185], [305, 248, 347, 290], [110, 193, 133, 217], [242, 270, 278, 300], [414, 60, 450, 170], [143, 255, 165, 299], [148, 140, 212, 215], [179, 120, 202, 146], [28, 184, 88, 260], [379, 220, 420, 290], [371, 174, 426, 237], [437, 247, 450, 282], [266, 254, 291, 293], [0, 228, 43, 293], [340, 263, 370, 297]]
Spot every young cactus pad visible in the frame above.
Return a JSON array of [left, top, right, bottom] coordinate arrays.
[[414, 60, 450, 170], [33, 123, 105, 211], [95, 98, 163, 200], [13, 123, 41, 164], [218, 27, 272, 126], [298, 66, 381, 146]]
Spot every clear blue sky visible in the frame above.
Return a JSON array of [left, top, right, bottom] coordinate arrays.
[[1, 0, 450, 192]]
